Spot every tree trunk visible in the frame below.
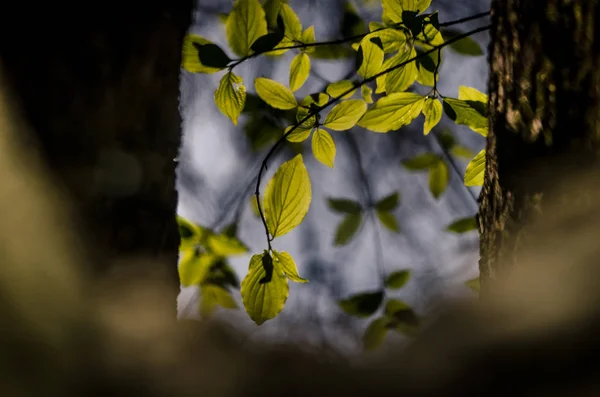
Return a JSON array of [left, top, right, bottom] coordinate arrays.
[[0, 3, 194, 310], [479, 0, 600, 295]]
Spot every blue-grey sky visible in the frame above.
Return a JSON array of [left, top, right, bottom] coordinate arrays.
[[177, 0, 491, 351]]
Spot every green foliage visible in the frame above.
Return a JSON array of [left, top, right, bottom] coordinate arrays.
[[385, 270, 411, 289], [339, 291, 384, 317], [446, 216, 477, 233], [181, 0, 492, 325]]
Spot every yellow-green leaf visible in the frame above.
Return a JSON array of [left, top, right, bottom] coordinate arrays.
[[357, 38, 385, 79], [422, 97, 442, 135], [381, 0, 431, 25], [429, 159, 449, 199], [327, 198, 363, 214], [289, 53, 311, 92], [226, 0, 268, 57], [182, 35, 224, 74], [326, 80, 356, 99], [446, 217, 477, 233], [255, 77, 297, 110], [177, 216, 206, 250], [368, 22, 408, 53], [385, 270, 411, 289], [206, 234, 248, 256], [263, 154, 312, 238], [215, 72, 247, 125], [199, 284, 238, 316], [280, 3, 303, 40], [241, 252, 289, 325], [459, 86, 488, 103], [285, 124, 313, 143], [301, 26, 316, 53], [377, 210, 400, 232], [179, 251, 217, 287], [402, 153, 439, 170], [444, 86, 488, 136], [312, 128, 336, 168], [464, 149, 486, 187], [272, 250, 308, 283], [363, 317, 389, 351], [358, 92, 425, 133], [416, 51, 439, 87], [323, 99, 367, 131], [362, 85, 374, 103], [334, 213, 362, 246], [385, 49, 419, 94], [263, 0, 282, 29]]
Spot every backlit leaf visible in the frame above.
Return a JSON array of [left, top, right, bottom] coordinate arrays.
[[339, 290, 384, 317], [385, 49, 419, 94], [199, 284, 238, 316], [289, 53, 311, 92], [422, 97, 442, 135], [206, 234, 248, 256], [323, 99, 367, 131], [334, 213, 362, 246], [251, 32, 284, 53], [429, 158, 449, 199], [358, 92, 425, 133], [179, 251, 217, 287], [193, 43, 231, 69], [311, 128, 336, 167], [285, 124, 313, 143], [375, 192, 400, 211], [451, 145, 476, 159], [301, 26, 316, 53], [377, 211, 400, 232], [215, 72, 246, 125], [357, 38, 385, 79], [272, 250, 308, 283], [326, 80, 356, 99], [327, 198, 363, 214], [442, 28, 484, 56], [241, 252, 289, 325], [367, 22, 408, 53], [385, 270, 411, 289], [464, 149, 486, 187], [279, 3, 303, 40], [446, 217, 477, 233], [263, 154, 312, 238], [182, 35, 224, 74], [263, 0, 282, 29], [401, 153, 439, 170], [444, 86, 488, 136], [255, 77, 297, 110], [226, 0, 268, 57], [362, 85, 374, 103], [381, 0, 430, 25], [363, 317, 389, 350]]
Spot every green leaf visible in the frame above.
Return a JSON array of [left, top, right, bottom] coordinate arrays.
[[182, 35, 226, 74], [384, 270, 411, 289], [334, 213, 362, 246], [279, 3, 303, 40], [323, 99, 367, 131], [226, 0, 268, 57], [466, 277, 480, 293], [381, 0, 431, 25], [443, 86, 488, 136], [311, 128, 336, 168], [384, 298, 411, 316], [401, 153, 439, 170], [384, 299, 420, 336], [179, 250, 216, 287], [377, 211, 400, 232], [422, 97, 442, 135], [311, 45, 355, 59], [199, 284, 238, 316], [263, 0, 282, 29], [358, 92, 425, 133], [193, 43, 231, 69], [385, 49, 419, 94], [326, 80, 357, 99], [451, 145, 476, 159], [367, 22, 408, 53], [375, 192, 400, 211], [289, 53, 311, 92], [272, 250, 308, 283], [263, 154, 312, 238], [251, 32, 284, 53], [339, 290, 384, 317], [215, 72, 247, 125], [285, 124, 313, 143], [342, 1, 367, 37], [429, 158, 449, 199], [327, 198, 363, 214], [363, 317, 389, 350], [300, 26, 316, 53], [416, 50, 438, 87], [206, 234, 248, 256], [177, 215, 204, 242], [255, 77, 297, 110], [464, 149, 486, 187], [437, 130, 456, 150], [446, 217, 477, 233], [241, 252, 289, 325], [362, 85, 374, 104], [356, 37, 385, 79], [442, 28, 484, 56]]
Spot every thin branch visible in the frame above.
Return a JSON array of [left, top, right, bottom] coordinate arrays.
[[254, 24, 491, 248], [438, 11, 491, 28]]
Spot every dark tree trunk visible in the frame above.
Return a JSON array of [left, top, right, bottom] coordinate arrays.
[[479, 0, 600, 295], [0, 3, 194, 310]]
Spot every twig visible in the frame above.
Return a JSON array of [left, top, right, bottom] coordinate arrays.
[[438, 11, 491, 28]]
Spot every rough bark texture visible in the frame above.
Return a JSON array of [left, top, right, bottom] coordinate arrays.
[[0, 3, 194, 309], [479, 0, 600, 295]]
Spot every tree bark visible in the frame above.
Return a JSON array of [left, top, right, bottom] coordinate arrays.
[[0, 3, 194, 309], [479, 0, 600, 295]]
